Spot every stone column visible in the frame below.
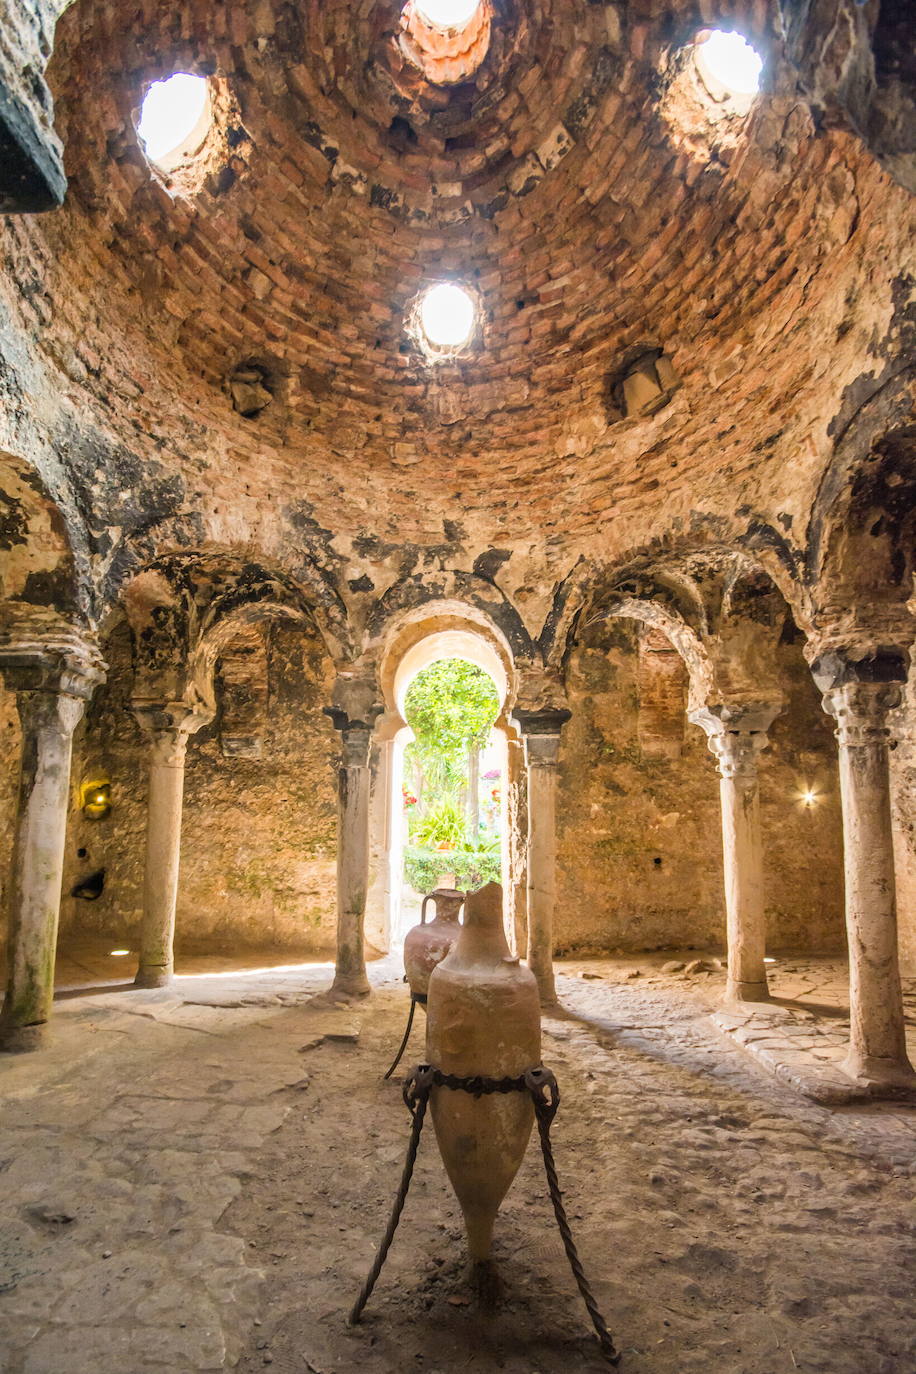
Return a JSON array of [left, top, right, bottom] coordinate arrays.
[[690, 703, 780, 1005], [513, 708, 570, 1007], [504, 732, 527, 960], [325, 705, 379, 997], [133, 703, 211, 989], [820, 678, 914, 1087], [0, 635, 105, 1051]]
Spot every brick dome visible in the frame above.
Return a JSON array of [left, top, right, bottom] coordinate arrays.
[[2, 0, 913, 583]]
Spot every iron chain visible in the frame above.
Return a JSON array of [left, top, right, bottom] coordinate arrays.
[[350, 1061, 619, 1365]]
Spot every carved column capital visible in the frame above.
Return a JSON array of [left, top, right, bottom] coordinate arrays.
[[822, 680, 903, 748], [810, 647, 908, 749], [511, 707, 571, 768], [809, 646, 910, 694], [689, 701, 781, 782], [328, 671, 383, 725], [325, 671, 383, 764], [133, 700, 213, 767], [324, 709, 380, 769], [0, 623, 106, 703], [15, 689, 86, 741]]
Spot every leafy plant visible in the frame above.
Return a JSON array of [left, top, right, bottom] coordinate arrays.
[[403, 845, 502, 895], [410, 798, 466, 848]]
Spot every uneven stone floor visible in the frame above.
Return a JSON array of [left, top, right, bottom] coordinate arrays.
[[0, 947, 914, 1373]]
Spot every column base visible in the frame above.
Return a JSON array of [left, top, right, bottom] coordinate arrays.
[[0, 1020, 49, 1053], [725, 979, 770, 1005], [841, 1050, 916, 1092], [134, 965, 173, 989], [330, 972, 371, 999]]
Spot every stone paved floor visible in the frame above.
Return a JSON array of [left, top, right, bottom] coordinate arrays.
[[0, 944, 913, 1372], [563, 952, 916, 1106]]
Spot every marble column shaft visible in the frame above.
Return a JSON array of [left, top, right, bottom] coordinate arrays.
[[0, 689, 86, 1049], [823, 680, 914, 1086], [327, 714, 374, 996], [691, 704, 779, 1005], [514, 707, 570, 1007], [134, 705, 209, 989], [0, 629, 105, 1052]]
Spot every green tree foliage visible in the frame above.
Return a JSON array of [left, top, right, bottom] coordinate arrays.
[[404, 658, 498, 773], [403, 659, 500, 852]]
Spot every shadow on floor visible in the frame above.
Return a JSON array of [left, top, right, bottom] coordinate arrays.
[[54, 980, 139, 1001], [770, 996, 849, 1018]]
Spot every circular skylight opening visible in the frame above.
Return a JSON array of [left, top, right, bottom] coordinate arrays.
[[414, 0, 481, 29], [138, 73, 211, 171], [696, 31, 762, 98], [420, 283, 476, 350]]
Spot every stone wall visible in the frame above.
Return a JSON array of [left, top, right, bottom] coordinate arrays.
[[54, 618, 340, 956], [554, 618, 847, 956]]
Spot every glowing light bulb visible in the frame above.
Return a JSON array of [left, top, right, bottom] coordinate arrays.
[[138, 73, 210, 165], [415, 0, 481, 29], [109, 949, 131, 957], [698, 31, 763, 97], [420, 282, 476, 349], [801, 789, 818, 807]]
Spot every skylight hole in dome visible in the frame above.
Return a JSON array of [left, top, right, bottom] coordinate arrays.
[[138, 73, 211, 170], [696, 30, 763, 98], [414, 0, 481, 29], [420, 283, 476, 350]]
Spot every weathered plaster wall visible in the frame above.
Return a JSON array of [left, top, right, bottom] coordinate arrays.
[[554, 618, 846, 956], [891, 661, 916, 974], [56, 619, 339, 955]]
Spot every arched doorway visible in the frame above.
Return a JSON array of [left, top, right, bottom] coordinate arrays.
[[368, 614, 517, 953]]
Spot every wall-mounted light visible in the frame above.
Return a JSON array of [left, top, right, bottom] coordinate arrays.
[[81, 780, 111, 820], [800, 788, 818, 808]]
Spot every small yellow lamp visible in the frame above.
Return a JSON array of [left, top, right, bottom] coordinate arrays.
[[81, 780, 111, 820]]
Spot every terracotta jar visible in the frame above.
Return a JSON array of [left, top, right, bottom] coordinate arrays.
[[403, 887, 464, 999], [426, 881, 541, 1268]]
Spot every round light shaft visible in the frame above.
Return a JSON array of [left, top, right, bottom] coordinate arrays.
[[414, 0, 481, 29], [138, 72, 210, 166], [420, 282, 476, 350], [698, 30, 762, 97]]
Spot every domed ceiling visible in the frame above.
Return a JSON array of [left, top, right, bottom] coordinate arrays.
[[1, 0, 913, 605]]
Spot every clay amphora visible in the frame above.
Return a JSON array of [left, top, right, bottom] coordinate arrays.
[[403, 888, 464, 999], [426, 882, 540, 1267]]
